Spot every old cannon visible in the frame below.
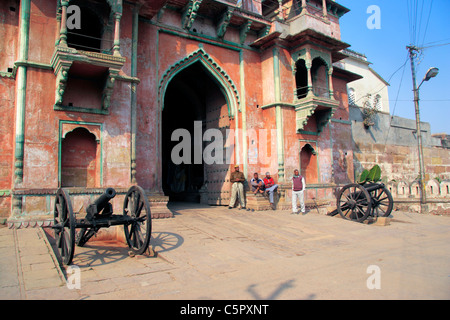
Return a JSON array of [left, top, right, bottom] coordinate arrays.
[[335, 182, 394, 223], [53, 186, 152, 265]]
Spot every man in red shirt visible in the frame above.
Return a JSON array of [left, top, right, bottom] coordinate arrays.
[[263, 172, 278, 210]]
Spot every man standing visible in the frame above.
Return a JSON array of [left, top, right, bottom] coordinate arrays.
[[263, 172, 278, 210], [292, 169, 306, 214], [229, 165, 247, 210], [250, 172, 265, 194]]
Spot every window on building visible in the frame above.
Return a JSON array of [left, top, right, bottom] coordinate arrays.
[[374, 94, 382, 111], [66, 0, 111, 53], [348, 88, 356, 106], [311, 58, 329, 98], [295, 59, 308, 99]]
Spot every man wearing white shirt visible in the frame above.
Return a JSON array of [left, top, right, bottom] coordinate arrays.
[[292, 169, 306, 214]]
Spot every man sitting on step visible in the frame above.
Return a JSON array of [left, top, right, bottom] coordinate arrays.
[[250, 172, 265, 195], [263, 172, 278, 210]]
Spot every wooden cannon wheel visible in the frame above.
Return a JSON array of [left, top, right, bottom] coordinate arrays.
[[336, 183, 372, 222], [53, 188, 76, 265], [368, 184, 394, 218], [123, 186, 152, 255]]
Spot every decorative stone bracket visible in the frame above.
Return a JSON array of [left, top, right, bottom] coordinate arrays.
[[182, 0, 203, 31], [294, 95, 339, 134], [217, 7, 235, 39], [239, 20, 252, 44]]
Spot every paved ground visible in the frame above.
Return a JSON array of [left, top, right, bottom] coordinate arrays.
[[1, 203, 449, 300]]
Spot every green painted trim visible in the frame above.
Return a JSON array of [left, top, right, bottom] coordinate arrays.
[[156, 26, 161, 186], [54, 105, 110, 115], [273, 47, 285, 181], [14, 60, 52, 70], [130, 5, 139, 183], [260, 102, 296, 109], [143, 18, 260, 53], [58, 121, 104, 187], [273, 47, 281, 102], [18, 1, 30, 61], [329, 123, 333, 182], [0, 71, 15, 78], [298, 130, 319, 136], [0, 61, 49, 79], [115, 74, 140, 83], [14, 0, 31, 185], [158, 47, 240, 118], [159, 28, 242, 52], [240, 50, 248, 177], [331, 118, 352, 125], [0, 190, 11, 196]]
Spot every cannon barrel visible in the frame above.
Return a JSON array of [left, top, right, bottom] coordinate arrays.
[[93, 188, 116, 211], [363, 183, 385, 193], [86, 188, 116, 218]]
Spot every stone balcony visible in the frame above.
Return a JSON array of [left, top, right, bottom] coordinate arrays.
[[50, 45, 126, 112], [294, 89, 339, 134]]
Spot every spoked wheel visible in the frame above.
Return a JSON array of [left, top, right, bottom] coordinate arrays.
[[53, 188, 76, 265], [123, 186, 152, 255], [369, 184, 394, 217], [337, 183, 372, 222]]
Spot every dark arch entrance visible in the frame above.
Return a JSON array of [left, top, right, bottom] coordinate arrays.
[[162, 62, 231, 203]]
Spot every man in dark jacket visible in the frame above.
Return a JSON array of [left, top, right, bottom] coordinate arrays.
[[229, 165, 246, 209]]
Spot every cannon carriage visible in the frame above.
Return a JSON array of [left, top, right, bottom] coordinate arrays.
[[335, 182, 394, 223], [52, 185, 152, 265]]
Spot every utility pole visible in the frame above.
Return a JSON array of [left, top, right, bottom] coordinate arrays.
[[407, 45, 427, 211]]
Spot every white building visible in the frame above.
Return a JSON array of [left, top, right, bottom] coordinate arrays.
[[337, 49, 390, 114]]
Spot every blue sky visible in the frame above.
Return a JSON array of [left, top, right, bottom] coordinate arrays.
[[338, 0, 450, 134]]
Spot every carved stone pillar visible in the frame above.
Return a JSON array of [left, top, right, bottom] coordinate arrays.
[[328, 67, 334, 99], [322, 0, 328, 18], [305, 49, 313, 96], [59, 1, 69, 47], [113, 12, 122, 56]]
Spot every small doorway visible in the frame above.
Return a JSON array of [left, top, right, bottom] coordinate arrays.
[[61, 127, 99, 187], [300, 143, 318, 184]]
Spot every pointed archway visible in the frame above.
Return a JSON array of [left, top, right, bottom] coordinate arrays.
[[158, 48, 240, 118], [161, 59, 235, 205]]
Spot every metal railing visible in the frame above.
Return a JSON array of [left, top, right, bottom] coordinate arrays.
[[295, 85, 331, 100], [66, 31, 114, 54]]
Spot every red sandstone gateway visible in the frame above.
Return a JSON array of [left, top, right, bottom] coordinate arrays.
[[1, 0, 373, 226]]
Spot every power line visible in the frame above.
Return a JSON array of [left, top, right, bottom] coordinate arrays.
[[352, 55, 410, 106], [383, 52, 409, 147], [423, 37, 450, 46], [420, 0, 434, 48], [421, 42, 450, 49]]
